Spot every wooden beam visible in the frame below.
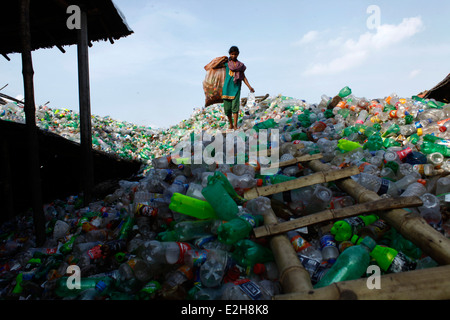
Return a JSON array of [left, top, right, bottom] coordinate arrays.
[[244, 165, 360, 200], [254, 196, 423, 238], [20, 0, 46, 246], [77, 9, 94, 206]]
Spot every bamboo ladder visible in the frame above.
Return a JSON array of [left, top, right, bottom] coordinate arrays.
[[246, 156, 450, 299]]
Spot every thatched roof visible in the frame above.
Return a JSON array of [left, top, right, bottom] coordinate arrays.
[[422, 73, 450, 103], [0, 0, 133, 55]]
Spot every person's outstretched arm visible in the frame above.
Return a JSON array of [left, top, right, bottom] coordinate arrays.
[[243, 76, 255, 93]]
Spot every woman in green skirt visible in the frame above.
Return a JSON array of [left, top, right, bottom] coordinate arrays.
[[222, 46, 255, 130]]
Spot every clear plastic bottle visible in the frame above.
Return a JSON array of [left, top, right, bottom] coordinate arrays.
[[158, 219, 216, 242], [394, 171, 421, 193], [199, 249, 233, 288], [163, 265, 194, 288], [436, 176, 450, 195], [304, 186, 332, 214], [353, 173, 399, 196], [140, 240, 192, 265], [224, 172, 263, 189], [418, 193, 442, 227], [220, 279, 275, 300], [287, 231, 322, 261], [319, 233, 339, 264], [185, 182, 206, 200], [252, 261, 279, 281], [231, 163, 256, 178], [400, 180, 427, 197]]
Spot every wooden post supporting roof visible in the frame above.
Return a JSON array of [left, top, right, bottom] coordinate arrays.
[[20, 0, 46, 246], [77, 8, 94, 206]]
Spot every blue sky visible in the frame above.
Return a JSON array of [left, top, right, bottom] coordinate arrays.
[[2, 0, 450, 129]]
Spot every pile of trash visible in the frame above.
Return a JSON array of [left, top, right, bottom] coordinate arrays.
[[1, 86, 450, 300]]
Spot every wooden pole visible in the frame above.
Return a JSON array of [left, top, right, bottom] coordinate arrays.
[[77, 9, 94, 206], [0, 137, 14, 221], [307, 159, 450, 265], [274, 264, 450, 300], [20, 0, 46, 246], [264, 207, 313, 293], [244, 165, 360, 200], [254, 196, 423, 238]]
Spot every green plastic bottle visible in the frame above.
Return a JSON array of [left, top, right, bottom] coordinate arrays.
[[351, 235, 417, 273], [330, 214, 379, 241], [420, 142, 450, 157], [55, 276, 114, 298], [206, 171, 247, 205], [338, 86, 352, 98], [118, 215, 135, 240], [314, 236, 376, 289], [232, 239, 274, 268], [381, 123, 400, 138], [217, 214, 264, 245], [259, 174, 296, 185], [363, 134, 383, 151], [169, 193, 217, 220], [202, 180, 239, 221]]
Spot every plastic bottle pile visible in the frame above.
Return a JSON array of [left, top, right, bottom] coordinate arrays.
[[1, 87, 450, 300]]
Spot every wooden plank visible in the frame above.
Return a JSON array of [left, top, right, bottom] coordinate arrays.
[[244, 165, 360, 200], [254, 196, 423, 238]]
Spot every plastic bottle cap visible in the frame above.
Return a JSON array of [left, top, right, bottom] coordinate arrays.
[[253, 263, 266, 274], [256, 179, 263, 187], [417, 179, 427, 186]]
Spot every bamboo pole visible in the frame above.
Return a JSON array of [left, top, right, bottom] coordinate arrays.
[[254, 196, 423, 238], [307, 159, 450, 265], [274, 264, 450, 300], [264, 207, 313, 293], [244, 165, 360, 200]]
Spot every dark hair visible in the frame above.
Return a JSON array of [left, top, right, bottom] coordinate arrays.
[[229, 46, 239, 54]]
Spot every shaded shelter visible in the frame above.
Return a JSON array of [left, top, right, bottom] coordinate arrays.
[[420, 73, 450, 103], [0, 0, 133, 245]]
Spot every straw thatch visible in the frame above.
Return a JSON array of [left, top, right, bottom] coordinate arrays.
[[0, 0, 133, 56], [422, 73, 450, 103]]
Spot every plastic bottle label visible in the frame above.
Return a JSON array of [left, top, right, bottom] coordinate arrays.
[[240, 214, 257, 228], [176, 242, 192, 264], [377, 179, 390, 195], [290, 235, 311, 252], [388, 252, 417, 273], [87, 245, 103, 260], [136, 204, 158, 217], [237, 279, 261, 300], [344, 216, 366, 235], [320, 234, 337, 250]]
